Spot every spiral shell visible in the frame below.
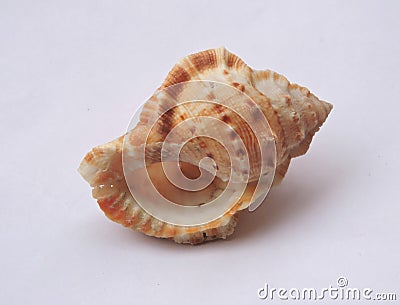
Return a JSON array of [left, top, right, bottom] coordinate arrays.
[[78, 47, 332, 244]]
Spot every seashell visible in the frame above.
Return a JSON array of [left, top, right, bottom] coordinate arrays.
[[78, 47, 332, 244]]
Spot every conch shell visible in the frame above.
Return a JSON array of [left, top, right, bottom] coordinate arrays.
[[78, 47, 332, 244]]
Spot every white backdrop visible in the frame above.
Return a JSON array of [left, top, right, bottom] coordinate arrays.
[[1, 1, 399, 304]]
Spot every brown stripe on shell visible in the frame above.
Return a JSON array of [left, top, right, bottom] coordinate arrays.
[[162, 64, 192, 88], [188, 49, 218, 72]]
